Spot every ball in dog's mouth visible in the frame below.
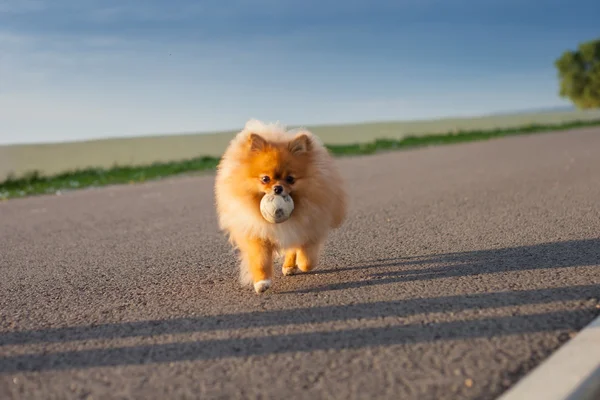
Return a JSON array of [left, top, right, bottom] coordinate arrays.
[[260, 193, 294, 223]]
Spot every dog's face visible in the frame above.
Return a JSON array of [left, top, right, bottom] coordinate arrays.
[[239, 133, 313, 199]]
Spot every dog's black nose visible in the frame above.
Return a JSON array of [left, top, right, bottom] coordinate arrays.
[[273, 185, 283, 195]]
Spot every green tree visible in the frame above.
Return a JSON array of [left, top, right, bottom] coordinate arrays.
[[555, 38, 600, 109]]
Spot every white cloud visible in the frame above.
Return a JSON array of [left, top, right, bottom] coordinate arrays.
[[0, 0, 45, 14], [0, 1, 572, 145]]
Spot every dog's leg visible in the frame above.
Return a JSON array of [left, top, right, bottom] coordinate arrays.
[[238, 237, 274, 294], [282, 249, 298, 276], [296, 241, 323, 273]]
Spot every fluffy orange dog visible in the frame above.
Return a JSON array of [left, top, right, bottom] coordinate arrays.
[[214, 119, 347, 294]]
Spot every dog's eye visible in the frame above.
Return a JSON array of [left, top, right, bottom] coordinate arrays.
[[261, 176, 270, 184], [285, 176, 295, 184]]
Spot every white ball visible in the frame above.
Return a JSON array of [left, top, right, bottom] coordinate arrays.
[[260, 193, 294, 223]]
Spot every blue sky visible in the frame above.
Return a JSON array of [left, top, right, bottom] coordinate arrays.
[[1, 0, 598, 144]]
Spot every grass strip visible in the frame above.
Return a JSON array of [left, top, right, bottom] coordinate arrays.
[[2, 118, 599, 200]]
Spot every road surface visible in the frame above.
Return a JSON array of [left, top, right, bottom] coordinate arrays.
[[1, 128, 599, 400]]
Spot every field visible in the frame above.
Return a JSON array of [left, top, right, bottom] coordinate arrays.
[[2, 108, 600, 199]]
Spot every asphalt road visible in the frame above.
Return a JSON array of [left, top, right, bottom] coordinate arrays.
[[1, 128, 599, 400]]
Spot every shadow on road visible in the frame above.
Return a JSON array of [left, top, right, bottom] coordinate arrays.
[[283, 238, 600, 294], [1, 309, 597, 373], [0, 239, 598, 373]]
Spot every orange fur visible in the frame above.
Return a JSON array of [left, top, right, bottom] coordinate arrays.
[[214, 119, 348, 293]]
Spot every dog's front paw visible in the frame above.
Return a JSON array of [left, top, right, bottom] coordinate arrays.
[[282, 266, 299, 276], [253, 279, 272, 294]]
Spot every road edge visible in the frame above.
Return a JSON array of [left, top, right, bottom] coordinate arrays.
[[498, 313, 600, 400]]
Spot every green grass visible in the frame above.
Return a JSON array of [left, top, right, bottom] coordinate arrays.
[[1, 118, 599, 200], [325, 118, 600, 156], [0, 157, 220, 200]]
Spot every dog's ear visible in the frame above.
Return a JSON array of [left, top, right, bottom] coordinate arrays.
[[248, 133, 267, 151], [288, 134, 312, 154]]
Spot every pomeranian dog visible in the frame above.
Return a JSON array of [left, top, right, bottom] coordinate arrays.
[[214, 119, 347, 294]]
